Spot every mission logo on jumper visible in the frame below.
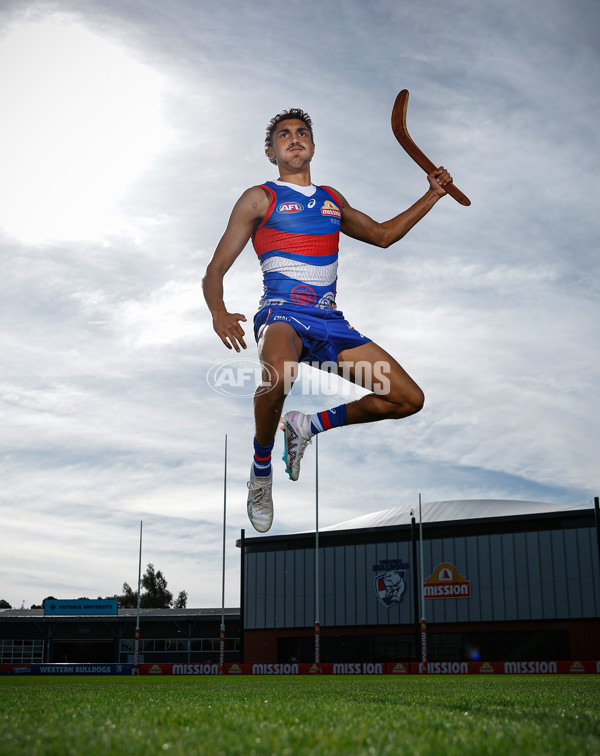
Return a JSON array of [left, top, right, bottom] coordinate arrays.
[[277, 202, 304, 214], [321, 200, 341, 219], [374, 569, 406, 607]]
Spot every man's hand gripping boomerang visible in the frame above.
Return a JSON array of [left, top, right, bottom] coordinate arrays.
[[391, 89, 471, 207]]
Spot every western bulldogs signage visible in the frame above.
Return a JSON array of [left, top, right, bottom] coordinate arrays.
[[374, 570, 406, 607], [372, 558, 409, 608]]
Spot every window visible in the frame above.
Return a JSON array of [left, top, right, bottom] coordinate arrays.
[[0, 640, 44, 663], [118, 637, 240, 657]]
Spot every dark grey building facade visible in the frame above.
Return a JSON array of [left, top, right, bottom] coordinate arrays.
[[240, 501, 600, 663]]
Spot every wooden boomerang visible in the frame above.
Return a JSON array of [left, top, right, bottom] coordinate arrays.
[[391, 89, 471, 206]]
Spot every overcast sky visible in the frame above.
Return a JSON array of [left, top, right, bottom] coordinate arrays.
[[1, 0, 598, 609]]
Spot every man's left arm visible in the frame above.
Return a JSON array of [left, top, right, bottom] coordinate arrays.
[[332, 167, 452, 249]]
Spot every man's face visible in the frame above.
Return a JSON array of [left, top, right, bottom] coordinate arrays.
[[268, 119, 315, 166]]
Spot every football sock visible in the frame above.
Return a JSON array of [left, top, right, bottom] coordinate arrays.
[[253, 437, 274, 477], [309, 403, 348, 435]]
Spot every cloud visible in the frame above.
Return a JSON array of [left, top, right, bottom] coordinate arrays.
[[1, 0, 598, 609]]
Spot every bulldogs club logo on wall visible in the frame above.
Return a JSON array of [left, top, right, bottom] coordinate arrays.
[[374, 570, 406, 607]]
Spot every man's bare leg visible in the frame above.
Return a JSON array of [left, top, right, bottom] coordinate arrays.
[[247, 322, 303, 533], [281, 340, 424, 481], [337, 341, 424, 423], [254, 322, 304, 443]]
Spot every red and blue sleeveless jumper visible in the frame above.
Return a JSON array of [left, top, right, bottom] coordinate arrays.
[[252, 181, 342, 312]]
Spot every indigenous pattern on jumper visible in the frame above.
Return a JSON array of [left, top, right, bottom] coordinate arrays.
[[252, 181, 342, 311]]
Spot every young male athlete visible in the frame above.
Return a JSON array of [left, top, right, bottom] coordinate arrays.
[[203, 108, 453, 533]]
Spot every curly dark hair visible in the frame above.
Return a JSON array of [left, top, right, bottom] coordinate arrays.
[[264, 108, 314, 164]]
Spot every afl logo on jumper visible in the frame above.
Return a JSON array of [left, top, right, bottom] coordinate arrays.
[[277, 202, 304, 214]]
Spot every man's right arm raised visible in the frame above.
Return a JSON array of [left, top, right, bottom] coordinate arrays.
[[202, 186, 269, 352]]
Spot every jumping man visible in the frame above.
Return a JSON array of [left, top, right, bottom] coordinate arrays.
[[203, 108, 453, 533]]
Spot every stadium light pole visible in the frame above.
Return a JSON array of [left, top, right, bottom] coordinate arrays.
[[418, 494, 427, 665], [219, 434, 227, 673], [314, 434, 320, 666], [410, 510, 420, 661], [594, 497, 600, 579], [134, 520, 143, 675]]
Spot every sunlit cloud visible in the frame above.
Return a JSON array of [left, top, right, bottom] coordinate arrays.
[[0, 15, 171, 243]]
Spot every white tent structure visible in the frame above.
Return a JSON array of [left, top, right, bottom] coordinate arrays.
[[322, 500, 590, 532]]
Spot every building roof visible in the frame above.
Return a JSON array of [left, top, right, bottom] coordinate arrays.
[[320, 500, 592, 533], [0, 607, 240, 621]]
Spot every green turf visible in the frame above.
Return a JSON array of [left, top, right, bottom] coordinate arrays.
[[1, 675, 599, 755]]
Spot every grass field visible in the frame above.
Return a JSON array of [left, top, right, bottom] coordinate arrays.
[[1, 675, 599, 755]]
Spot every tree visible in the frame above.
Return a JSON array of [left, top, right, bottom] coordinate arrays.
[[29, 568, 188, 610], [174, 590, 188, 609], [141, 563, 173, 608], [0, 599, 11, 609], [116, 564, 187, 609], [117, 583, 138, 609]]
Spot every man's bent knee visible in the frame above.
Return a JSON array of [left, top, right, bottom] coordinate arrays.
[[391, 387, 425, 418], [409, 388, 425, 415]]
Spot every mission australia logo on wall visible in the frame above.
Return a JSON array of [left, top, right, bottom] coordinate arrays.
[[373, 559, 409, 607]]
